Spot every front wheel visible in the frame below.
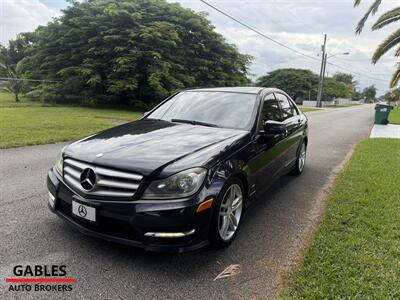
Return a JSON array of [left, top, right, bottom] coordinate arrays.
[[290, 141, 307, 176], [209, 178, 244, 249]]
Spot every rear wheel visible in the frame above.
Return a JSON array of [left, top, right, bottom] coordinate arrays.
[[291, 141, 307, 175], [209, 178, 244, 248]]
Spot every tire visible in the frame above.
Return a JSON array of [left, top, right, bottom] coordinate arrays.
[[290, 140, 307, 176], [209, 177, 245, 249]]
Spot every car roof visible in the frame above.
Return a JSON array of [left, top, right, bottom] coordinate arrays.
[[184, 87, 280, 95]]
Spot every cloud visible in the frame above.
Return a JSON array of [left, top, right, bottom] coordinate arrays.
[[174, 0, 398, 93], [0, 0, 60, 45], [1, 0, 397, 93]]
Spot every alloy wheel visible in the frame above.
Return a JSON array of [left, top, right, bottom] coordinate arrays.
[[298, 143, 306, 172], [218, 183, 243, 241]]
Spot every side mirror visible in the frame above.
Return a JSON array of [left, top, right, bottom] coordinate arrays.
[[263, 120, 288, 136]]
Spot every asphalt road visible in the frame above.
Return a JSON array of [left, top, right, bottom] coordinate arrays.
[[0, 105, 374, 299]]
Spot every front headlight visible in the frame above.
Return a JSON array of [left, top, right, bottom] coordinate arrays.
[[54, 150, 64, 175], [142, 167, 207, 199]]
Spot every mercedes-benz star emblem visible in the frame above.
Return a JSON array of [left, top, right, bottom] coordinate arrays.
[[78, 205, 87, 217], [80, 168, 96, 191]]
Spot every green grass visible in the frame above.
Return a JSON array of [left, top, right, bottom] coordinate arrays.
[[0, 92, 43, 107], [389, 106, 400, 125], [299, 106, 321, 113], [282, 138, 400, 299], [325, 105, 348, 108], [325, 104, 360, 108], [0, 92, 142, 148]]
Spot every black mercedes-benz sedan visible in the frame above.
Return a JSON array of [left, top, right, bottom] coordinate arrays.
[[47, 87, 308, 252]]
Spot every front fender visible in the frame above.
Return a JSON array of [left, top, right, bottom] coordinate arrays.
[[206, 158, 250, 203]]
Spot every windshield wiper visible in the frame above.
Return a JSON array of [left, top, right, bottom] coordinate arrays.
[[170, 119, 219, 128]]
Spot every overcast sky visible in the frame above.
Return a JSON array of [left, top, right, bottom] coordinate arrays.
[[1, 0, 398, 95]]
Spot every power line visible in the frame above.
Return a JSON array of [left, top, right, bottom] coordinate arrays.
[[199, 0, 390, 84], [199, 0, 320, 62], [330, 55, 393, 62], [327, 53, 394, 76], [325, 61, 389, 82]]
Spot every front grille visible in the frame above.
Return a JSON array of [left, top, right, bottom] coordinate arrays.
[[63, 158, 143, 199]]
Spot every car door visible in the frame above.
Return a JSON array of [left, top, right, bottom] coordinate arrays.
[[247, 93, 286, 197], [274, 93, 303, 170]]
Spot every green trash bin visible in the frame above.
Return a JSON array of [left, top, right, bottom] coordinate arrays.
[[374, 103, 393, 125]]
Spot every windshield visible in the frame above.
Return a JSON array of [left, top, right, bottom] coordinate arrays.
[[147, 91, 257, 130]]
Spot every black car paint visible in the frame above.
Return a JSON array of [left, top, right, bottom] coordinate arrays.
[[65, 119, 251, 178], [47, 87, 308, 252]]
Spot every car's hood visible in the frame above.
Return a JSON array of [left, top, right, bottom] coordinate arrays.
[[65, 119, 247, 176]]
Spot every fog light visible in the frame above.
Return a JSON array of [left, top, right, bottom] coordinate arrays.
[[48, 192, 56, 208]]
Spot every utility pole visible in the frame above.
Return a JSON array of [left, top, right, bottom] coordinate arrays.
[[322, 52, 327, 98], [316, 34, 327, 108]]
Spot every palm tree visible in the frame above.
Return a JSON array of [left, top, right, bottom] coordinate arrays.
[[0, 60, 25, 102], [354, 1, 400, 88]]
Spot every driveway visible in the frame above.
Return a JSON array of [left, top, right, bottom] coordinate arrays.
[[0, 105, 374, 299]]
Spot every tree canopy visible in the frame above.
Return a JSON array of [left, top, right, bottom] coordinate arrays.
[[0, 60, 25, 102], [256, 69, 318, 100], [7, 0, 252, 107], [362, 85, 377, 102], [256, 68, 355, 101], [354, 1, 400, 88], [383, 88, 400, 105], [332, 72, 357, 87]]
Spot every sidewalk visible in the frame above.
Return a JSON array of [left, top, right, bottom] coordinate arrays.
[[370, 124, 400, 139]]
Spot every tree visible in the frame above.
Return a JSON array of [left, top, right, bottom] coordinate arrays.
[[362, 85, 377, 102], [0, 34, 35, 102], [332, 72, 358, 88], [256, 68, 353, 101], [0, 60, 25, 102], [384, 88, 400, 105], [3, 32, 36, 65], [352, 89, 363, 101], [354, 1, 400, 88], [323, 78, 353, 99], [332, 72, 359, 99], [256, 68, 319, 100], [17, 0, 252, 107]]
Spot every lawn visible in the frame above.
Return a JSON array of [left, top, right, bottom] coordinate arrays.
[[298, 105, 361, 113], [389, 106, 400, 124], [282, 138, 400, 299], [298, 106, 320, 113], [0, 93, 142, 148], [325, 104, 360, 108]]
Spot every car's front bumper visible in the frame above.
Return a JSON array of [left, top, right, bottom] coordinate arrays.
[[47, 169, 214, 252]]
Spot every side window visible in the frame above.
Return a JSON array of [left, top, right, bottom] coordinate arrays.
[[275, 93, 294, 120], [261, 94, 283, 123]]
